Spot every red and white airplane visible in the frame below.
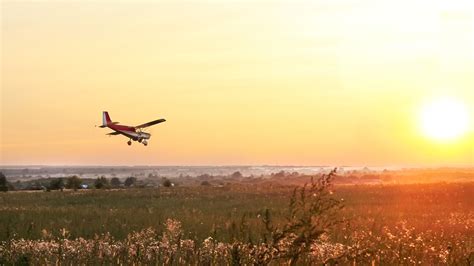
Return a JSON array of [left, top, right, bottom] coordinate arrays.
[[99, 111, 166, 146]]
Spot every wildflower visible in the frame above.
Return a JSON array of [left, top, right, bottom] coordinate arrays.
[[59, 228, 70, 239]]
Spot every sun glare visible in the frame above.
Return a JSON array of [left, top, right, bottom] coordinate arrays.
[[419, 97, 469, 141]]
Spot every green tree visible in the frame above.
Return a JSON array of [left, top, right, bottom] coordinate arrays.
[[94, 176, 109, 189], [124, 177, 137, 187], [110, 177, 121, 188], [66, 176, 82, 191], [0, 172, 9, 192], [49, 178, 64, 191]]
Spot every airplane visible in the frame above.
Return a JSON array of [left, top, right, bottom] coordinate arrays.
[[99, 111, 166, 146]]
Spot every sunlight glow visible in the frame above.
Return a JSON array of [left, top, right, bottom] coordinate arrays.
[[419, 97, 469, 141]]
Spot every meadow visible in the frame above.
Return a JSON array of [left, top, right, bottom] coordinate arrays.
[[1, 174, 473, 264]]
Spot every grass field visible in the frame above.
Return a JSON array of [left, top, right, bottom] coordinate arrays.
[[1, 179, 473, 264]]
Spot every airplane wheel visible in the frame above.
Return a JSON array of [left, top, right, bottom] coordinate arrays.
[[127, 140, 132, 146]]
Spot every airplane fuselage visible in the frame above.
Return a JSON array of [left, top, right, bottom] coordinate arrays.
[[108, 124, 151, 141]]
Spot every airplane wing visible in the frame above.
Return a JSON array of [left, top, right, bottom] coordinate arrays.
[[106, 132, 121, 136], [136, 118, 166, 129]]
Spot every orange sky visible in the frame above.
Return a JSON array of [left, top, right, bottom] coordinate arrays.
[[1, 1, 473, 166]]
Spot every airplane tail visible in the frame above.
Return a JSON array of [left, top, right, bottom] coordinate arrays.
[[100, 111, 112, 127]]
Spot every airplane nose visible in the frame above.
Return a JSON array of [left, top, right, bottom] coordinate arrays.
[[141, 132, 151, 139]]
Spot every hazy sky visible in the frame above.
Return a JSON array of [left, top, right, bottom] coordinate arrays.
[[1, 0, 473, 166]]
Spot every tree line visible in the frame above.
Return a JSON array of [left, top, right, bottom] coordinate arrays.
[[0, 172, 174, 192]]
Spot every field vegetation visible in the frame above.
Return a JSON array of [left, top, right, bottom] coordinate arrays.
[[0, 170, 473, 264]]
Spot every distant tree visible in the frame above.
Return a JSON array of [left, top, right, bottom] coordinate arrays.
[[94, 176, 109, 189], [200, 180, 211, 186], [231, 171, 243, 179], [66, 176, 82, 191], [162, 178, 172, 187], [13, 180, 21, 191], [272, 171, 286, 178], [0, 172, 9, 192], [124, 177, 137, 187], [49, 178, 64, 191], [197, 174, 212, 180], [27, 181, 43, 191], [110, 177, 121, 188]]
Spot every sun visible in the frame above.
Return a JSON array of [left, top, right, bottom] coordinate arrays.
[[419, 97, 469, 141]]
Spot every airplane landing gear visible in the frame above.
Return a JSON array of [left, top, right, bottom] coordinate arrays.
[[127, 140, 132, 146], [142, 140, 148, 146]]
